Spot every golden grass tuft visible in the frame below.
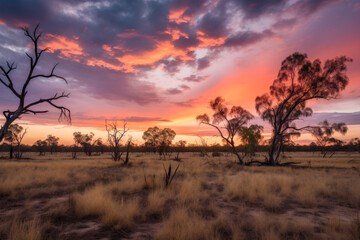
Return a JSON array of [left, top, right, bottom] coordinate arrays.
[[72, 184, 139, 229], [8, 217, 43, 240], [147, 190, 166, 215]]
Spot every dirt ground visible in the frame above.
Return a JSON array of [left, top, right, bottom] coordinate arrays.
[[0, 151, 359, 240]]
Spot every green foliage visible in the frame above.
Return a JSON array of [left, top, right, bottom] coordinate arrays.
[[239, 124, 264, 156]]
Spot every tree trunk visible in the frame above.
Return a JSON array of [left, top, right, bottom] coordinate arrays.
[[9, 145, 13, 159], [124, 141, 130, 164], [231, 145, 243, 164], [17, 144, 21, 159], [268, 132, 282, 166], [0, 108, 22, 143]]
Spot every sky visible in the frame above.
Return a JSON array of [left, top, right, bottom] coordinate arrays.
[[0, 0, 359, 146]]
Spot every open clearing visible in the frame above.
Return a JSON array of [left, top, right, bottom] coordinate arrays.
[[0, 152, 359, 240]]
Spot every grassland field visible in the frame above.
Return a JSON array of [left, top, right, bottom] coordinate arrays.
[[0, 151, 359, 240]]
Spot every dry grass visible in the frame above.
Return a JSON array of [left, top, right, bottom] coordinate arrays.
[[71, 184, 139, 229], [0, 152, 360, 239], [156, 208, 238, 240], [7, 217, 43, 240], [147, 190, 167, 215]]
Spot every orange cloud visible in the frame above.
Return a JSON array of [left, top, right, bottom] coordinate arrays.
[[42, 34, 84, 59], [116, 40, 194, 72], [86, 58, 124, 71], [0, 19, 6, 25], [169, 7, 191, 24], [197, 31, 226, 48], [165, 28, 189, 40]]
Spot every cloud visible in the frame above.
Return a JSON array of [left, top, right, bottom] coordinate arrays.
[[272, 18, 297, 30], [301, 112, 360, 126], [197, 56, 211, 70], [166, 84, 190, 95], [231, 0, 287, 20], [123, 116, 170, 123], [174, 98, 199, 107], [182, 75, 209, 83], [223, 30, 274, 48]]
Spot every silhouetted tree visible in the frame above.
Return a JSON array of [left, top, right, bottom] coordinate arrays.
[[80, 132, 101, 156], [142, 127, 176, 159], [196, 97, 253, 164], [197, 137, 209, 157], [5, 124, 27, 159], [105, 120, 128, 162], [4, 125, 16, 159], [46, 134, 59, 154], [310, 121, 347, 157], [0, 25, 71, 143], [174, 140, 186, 161], [348, 138, 360, 152], [255, 52, 352, 165], [34, 139, 47, 156], [72, 132, 83, 159]]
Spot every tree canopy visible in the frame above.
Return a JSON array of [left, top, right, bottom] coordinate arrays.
[[255, 52, 352, 165]]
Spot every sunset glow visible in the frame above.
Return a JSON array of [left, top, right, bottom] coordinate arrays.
[[0, 0, 359, 146]]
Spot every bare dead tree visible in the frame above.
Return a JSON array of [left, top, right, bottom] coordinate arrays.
[[105, 120, 128, 162], [256, 52, 352, 165], [0, 24, 71, 143]]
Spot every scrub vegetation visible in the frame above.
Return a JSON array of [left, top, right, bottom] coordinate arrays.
[[0, 152, 359, 240]]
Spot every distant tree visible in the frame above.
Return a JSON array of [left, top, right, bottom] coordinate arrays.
[[4, 125, 16, 159], [142, 127, 176, 159], [196, 97, 253, 164], [34, 139, 47, 156], [0, 25, 70, 143], [310, 121, 347, 158], [105, 121, 128, 162], [80, 132, 101, 156], [348, 138, 360, 152], [46, 135, 59, 154], [5, 124, 27, 159], [239, 124, 264, 158], [197, 137, 209, 157], [174, 140, 186, 161], [256, 52, 352, 165], [72, 131, 83, 159]]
